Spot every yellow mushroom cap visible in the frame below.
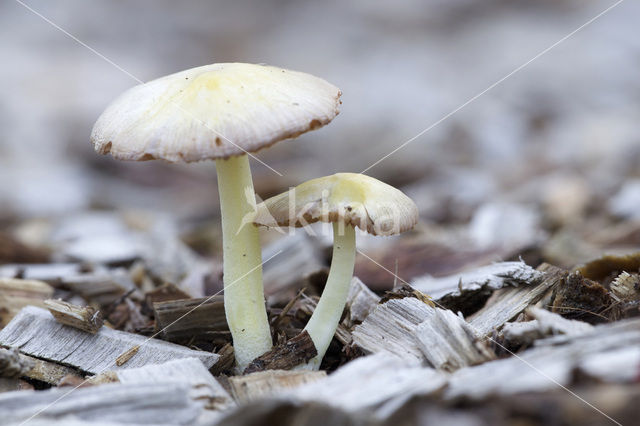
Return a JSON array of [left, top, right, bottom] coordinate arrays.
[[91, 63, 341, 162], [254, 173, 419, 236]]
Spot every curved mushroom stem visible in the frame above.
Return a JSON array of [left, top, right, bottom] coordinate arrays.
[[303, 222, 356, 370], [216, 155, 272, 370]]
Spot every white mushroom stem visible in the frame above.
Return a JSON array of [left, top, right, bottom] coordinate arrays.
[[216, 155, 272, 369], [303, 222, 356, 369]]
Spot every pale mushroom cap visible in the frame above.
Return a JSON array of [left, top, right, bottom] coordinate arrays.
[[91, 63, 341, 162], [254, 173, 419, 236]]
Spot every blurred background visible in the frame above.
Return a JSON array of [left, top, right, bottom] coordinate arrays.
[[1, 0, 639, 292]]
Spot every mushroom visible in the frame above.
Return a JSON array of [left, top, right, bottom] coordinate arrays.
[[90, 63, 341, 369], [254, 173, 418, 368]]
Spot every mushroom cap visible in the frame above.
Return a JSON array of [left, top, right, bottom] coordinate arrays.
[[91, 63, 341, 162], [254, 173, 419, 236]]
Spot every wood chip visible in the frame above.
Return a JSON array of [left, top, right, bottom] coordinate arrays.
[[229, 370, 326, 403], [352, 298, 431, 365], [611, 271, 640, 302], [0, 264, 136, 307], [0, 278, 53, 327], [446, 317, 640, 400], [153, 296, 228, 343], [115, 358, 234, 414], [467, 263, 561, 336], [21, 353, 83, 385], [244, 331, 317, 374], [44, 299, 103, 334], [414, 308, 495, 371], [577, 346, 640, 383], [411, 261, 542, 301], [352, 298, 494, 370], [501, 307, 594, 347], [345, 277, 380, 325], [115, 345, 140, 366], [0, 382, 201, 425], [0, 306, 219, 374], [289, 353, 447, 415]]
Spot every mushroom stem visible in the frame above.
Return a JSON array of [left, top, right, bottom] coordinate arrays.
[[215, 155, 272, 369], [303, 222, 356, 369]]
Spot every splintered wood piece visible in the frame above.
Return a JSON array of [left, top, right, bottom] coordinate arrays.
[[467, 263, 562, 336], [352, 298, 494, 370], [446, 317, 640, 400], [414, 308, 495, 371], [243, 331, 317, 374], [153, 296, 227, 342], [288, 354, 446, 413], [346, 277, 380, 325], [501, 308, 593, 347], [352, 298, 431, 364], [611, 271, 640, 302], [228, 370, 326, 403], [115, 358, 234, 412], [0, 306, 219, 374], [411, 261, 542, 301], [0, 382, 201, 425], [528, 307, 594, 335], [44, 299, 103, 334], [0, 278, 54, 327]]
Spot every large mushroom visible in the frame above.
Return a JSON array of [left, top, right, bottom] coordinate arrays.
[[91, 63, 341, 369], [254, 173, 418, 368]]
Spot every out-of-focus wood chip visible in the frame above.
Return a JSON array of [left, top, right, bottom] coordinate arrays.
[[0, 278, 53, 327], [229, 370, 326, 403]]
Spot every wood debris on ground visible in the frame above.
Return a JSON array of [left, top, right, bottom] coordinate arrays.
[[0, 203, 639, 426], [44, 299, 104, 334]]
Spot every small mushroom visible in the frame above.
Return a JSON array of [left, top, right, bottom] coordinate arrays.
[[91, 63, 341, 369], [254, 173, 418, 368]]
